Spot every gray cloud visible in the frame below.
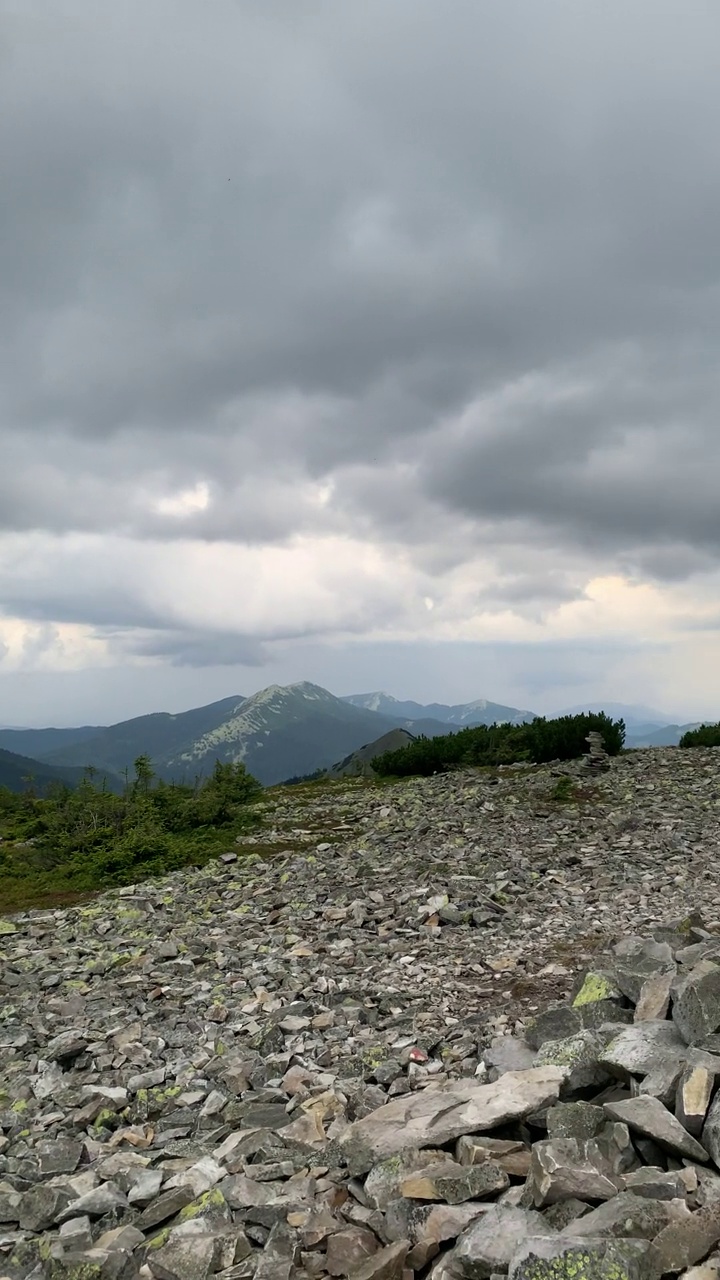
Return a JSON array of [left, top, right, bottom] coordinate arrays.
[[3, 0, 720, 709], [120, 631, 269, 669]]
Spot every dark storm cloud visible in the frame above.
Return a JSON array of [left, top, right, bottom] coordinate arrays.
[[3, 0, 720, 649]]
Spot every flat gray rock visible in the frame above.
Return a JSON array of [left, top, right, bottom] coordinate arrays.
[[634, 968, 675, 1021], [603, 1095, 709, 1163], [613, 938, 676, 1004], [529, 1138, 625, 1206], [560, 1190, 677, 1240], [701, 1092, 720, 1168], [648, 1205, 720, 1276], [598, 1021, 687, 1078], [338, 1068, 565, 1175]]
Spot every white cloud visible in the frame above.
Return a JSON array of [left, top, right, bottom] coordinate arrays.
[[155, 482, 211, 517]]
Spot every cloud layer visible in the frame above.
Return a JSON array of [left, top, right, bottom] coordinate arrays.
[[3, 1, 720, 721]]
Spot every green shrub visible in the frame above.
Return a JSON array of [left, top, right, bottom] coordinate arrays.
[[0, 755, 263, 908], [371, 712, 625, 778], [680, 723, 720, 748]]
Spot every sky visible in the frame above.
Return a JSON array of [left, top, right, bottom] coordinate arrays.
[[3, 1, 720, 726]]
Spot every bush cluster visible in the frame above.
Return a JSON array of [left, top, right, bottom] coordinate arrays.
[[679, 723, 720, 748], [371, 712, 625, 778], [0, 755, 262, 909]]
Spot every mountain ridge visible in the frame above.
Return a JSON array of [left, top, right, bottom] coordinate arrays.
[[342, 690, 537, 726], [0, 682, 711, 793]]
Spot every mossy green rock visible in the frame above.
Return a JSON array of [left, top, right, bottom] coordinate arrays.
[[47, 1251, 138, 1279], [175, 1186, 232, 1229], [509, 1236, 654, 1280], [573, 972, 623, 1008]]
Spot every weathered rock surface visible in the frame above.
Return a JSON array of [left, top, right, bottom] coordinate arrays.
[[602, 1095, 710, 1162], [338, 1068, 565, 1175]]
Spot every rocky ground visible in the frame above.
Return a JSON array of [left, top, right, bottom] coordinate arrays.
[[3, 747, 720, 1277]]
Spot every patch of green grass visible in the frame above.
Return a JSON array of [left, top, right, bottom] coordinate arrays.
[[549, 776, 577, 804]]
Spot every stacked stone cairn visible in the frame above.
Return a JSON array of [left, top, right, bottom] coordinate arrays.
[[9, 916, 720, 1278], [584, 732, 611, 774]]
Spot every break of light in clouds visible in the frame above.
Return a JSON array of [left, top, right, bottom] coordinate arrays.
[[2, 0, 720, 725]]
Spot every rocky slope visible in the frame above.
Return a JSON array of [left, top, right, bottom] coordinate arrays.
[[4, 747, 720, 1277]]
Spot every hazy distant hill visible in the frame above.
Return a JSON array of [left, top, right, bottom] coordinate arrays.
[[0, 725, 105, 759], [625, 722, 703, 748], [556, 702, 679, 729], [343, 691, 536, 726], [324, 728, 417, 779], [12, 696, 246, 780], [0, 748, 112, 795]]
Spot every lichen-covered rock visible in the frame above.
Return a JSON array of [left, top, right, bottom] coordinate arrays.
[[673, 961, 720, 1046], [546, 1103, 606, 1141], [535, 1030, 613, 1093], [572, 971, 624, 1009], [364, 1151, 457, 1211], [560, 1190, 680, 1240], [400, 1159, 509, 1204], [508, 1236, 653, 1280], [525, 1007, 583, 1051], [48, 1249, 139, 1280]]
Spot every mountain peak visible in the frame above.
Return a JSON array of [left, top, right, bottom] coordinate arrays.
[[346, 691, 397, 712]]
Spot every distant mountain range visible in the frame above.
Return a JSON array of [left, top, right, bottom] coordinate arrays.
[[343, 691, 536, 726], [555, 702, 705, 748], [0, 684, 712, 792], [0, 684, 463, 789]]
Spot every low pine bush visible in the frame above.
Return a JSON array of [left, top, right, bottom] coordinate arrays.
[[680, 723, 720, 748], [0, 755, 263, 909], [371, 712, 625, 779]]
